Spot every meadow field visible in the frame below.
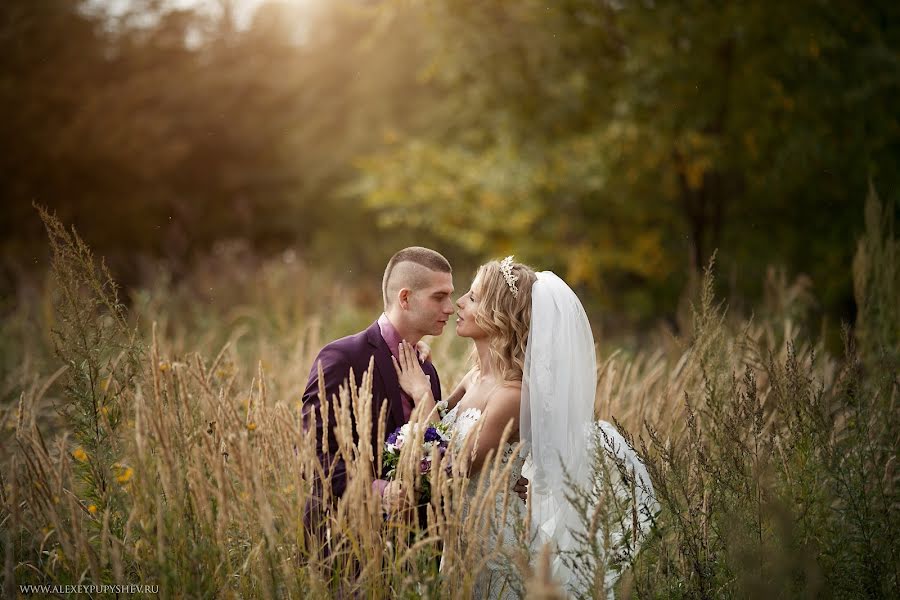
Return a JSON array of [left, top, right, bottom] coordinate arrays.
[[3, 1, 899, 597], [0, 193, 896, 599]]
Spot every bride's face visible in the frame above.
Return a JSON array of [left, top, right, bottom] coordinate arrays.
[[455, 275, 487, 339]]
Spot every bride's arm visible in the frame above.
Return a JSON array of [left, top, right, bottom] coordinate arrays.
[[444, 367, 476, 410], [460, 384, 521, 473]]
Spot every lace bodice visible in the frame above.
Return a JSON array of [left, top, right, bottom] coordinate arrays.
[[440, 405, 482, 443]]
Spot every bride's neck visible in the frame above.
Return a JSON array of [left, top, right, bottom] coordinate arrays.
[[474, 338, 493, 378]]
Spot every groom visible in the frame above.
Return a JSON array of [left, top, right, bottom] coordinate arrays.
[[302, 246, 454, 522]]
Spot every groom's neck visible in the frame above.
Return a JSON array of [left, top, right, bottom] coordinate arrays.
[[384, 310, 422, 346]]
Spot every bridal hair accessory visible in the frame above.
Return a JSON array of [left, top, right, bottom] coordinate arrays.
[[499, 255, 519, 297]]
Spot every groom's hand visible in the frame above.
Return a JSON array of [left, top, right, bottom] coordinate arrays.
[[382, 480, 409, 514], [514, 476, 529, 502]]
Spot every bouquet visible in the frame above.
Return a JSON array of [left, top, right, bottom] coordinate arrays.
[[382, 421, 451, 502]]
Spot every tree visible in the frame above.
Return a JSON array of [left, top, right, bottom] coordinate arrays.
[[358, 0, 900, 324]]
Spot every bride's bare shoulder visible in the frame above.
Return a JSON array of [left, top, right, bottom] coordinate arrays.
[[487, 381, 522, 407], [479, 383, 522, 432]]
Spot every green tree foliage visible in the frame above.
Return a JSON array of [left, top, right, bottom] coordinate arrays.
[[2, 0, 897, 329], [358, 0, 900, 323]]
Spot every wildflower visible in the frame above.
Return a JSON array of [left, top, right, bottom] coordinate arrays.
[[116, 466, 133, 483], [100, 406, 109, 416], [247, 422, 258, 432], [72, 447, 88, 462], [158, 361, 170, 373], [88, 504, 97, 514]]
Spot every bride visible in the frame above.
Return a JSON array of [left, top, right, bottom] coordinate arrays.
[[392, 256, 655, 598]]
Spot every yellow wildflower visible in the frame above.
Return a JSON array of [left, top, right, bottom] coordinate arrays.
[[116, 467, 133, 484], [158, 361, 170, 372], [246, 422, 258, 432], [72, 447, 88, 462], [88, 504, 97, 514]]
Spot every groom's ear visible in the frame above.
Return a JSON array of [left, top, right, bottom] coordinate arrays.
[[398, 288, 411, 310]]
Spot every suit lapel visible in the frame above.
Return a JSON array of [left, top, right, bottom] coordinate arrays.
[[365, 322, 406, 427]]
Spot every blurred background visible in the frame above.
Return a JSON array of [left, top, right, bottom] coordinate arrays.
[[2, 0, 898, 347]]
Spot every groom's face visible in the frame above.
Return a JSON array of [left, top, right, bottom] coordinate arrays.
[[407, 271, 455, 337]]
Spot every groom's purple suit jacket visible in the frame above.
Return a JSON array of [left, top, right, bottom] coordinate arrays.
[[301, 320, 442, 502]]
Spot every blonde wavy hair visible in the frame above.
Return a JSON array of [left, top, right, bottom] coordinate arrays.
[[470, 258, 537, 383]]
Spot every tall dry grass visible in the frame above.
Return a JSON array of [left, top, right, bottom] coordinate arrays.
[[1, 189, 897, 598]]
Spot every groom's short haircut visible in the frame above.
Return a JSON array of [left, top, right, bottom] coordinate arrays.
[[382, 247, 452, 309]]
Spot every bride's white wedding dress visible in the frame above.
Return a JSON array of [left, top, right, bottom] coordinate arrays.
[[441, 404, 654, 599], [441, 404, 525, 599], [437, 271, 656, 599]]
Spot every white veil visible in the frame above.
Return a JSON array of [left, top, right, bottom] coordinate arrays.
[[520, 271, 655, 596]]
